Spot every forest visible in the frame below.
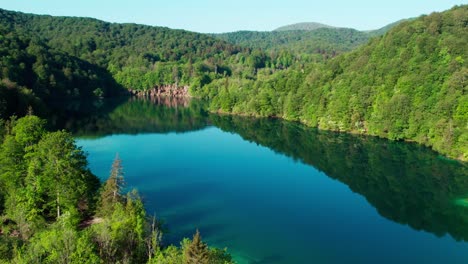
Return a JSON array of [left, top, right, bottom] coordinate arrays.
[[0, 115, 233, 263], [196, 5, 467, 160], [0, 7, 268, 104], [1, 6, 465, 160], [0, 3, 466, 263], [0, 7, 381, 118], [213, 27, 371, 62]]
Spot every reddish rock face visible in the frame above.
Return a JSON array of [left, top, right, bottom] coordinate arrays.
[[129, 84, 190, 98]]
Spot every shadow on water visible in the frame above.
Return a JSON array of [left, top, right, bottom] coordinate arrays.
[[139, 180, 225, 244], [141, 180, 222, 213], [249, 255, 284, 264], [210, 115, 468, 242]]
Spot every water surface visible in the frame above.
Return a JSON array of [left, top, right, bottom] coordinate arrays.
[[53, 97, 468, 264]]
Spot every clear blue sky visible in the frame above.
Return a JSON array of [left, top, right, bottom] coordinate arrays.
[[0, 0, 465, 33]]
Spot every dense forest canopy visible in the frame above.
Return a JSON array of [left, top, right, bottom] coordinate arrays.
[[213, 28, 370, 61], [0, 7, 378, 117], [0, 5, 466, 161], [0, 4, 467, 262], [197, 5, 468, 161], [213, 20, 404, 60], [0, 8, 267, 115]]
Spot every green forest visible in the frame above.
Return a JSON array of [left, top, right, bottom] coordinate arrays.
[[0, 7, 273, 107], [0, 7, 381, 117], [196, 5, 468, 161], [0, 4, 467, 262], [1, 6, 465, 160], [213, 28, 371, 62], [212, 20, 402, 60], [0, 115, 233, 263]]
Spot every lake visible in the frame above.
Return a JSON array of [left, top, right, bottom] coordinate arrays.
[[50, 97, 468, 264]]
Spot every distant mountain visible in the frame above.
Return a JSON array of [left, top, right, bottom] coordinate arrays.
[[214, 20, 406, 60], [366, 19, 412, 37], [274, 22, 335, 31], [214, 28, 370, 61], [274, 20, 407, 35]]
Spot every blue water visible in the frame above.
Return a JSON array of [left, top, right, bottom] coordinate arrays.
[[76, 125, 468, 264]]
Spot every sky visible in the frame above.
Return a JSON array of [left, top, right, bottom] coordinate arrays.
[[0, 0, 465, 33]]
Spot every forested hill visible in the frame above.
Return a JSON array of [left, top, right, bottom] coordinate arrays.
[[198, 5, 468, 161], [213, 28, 370, 60], [0, 10, 244, 70], [365, 19, 412, 37], [212, 20, 404, 60], [274, 21, 406, 35], [274, 22, 335, 31], [0, 8, 274, 117], [0, 24, 122, 116]]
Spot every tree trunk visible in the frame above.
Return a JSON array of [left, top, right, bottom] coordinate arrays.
[[57, 190, 61, 218]]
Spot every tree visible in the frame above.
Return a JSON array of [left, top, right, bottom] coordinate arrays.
[[13, 212, 100, 264], [98, 153, 125, 216], [26, 130, 97, 220], [12, 115, 46, 150], [183, 230, 209, 264], [146, 215, 163, 261]]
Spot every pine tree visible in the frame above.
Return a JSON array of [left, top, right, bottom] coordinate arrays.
[[98, 153, 125, 216], [184, 229, 209, 264]]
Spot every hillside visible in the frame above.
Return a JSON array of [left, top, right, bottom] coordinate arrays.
[[0, 8, 273, 117], [274, 22, 335, 31], [214, 28, 370, 61], [0, 25, 122, 117], [213, 20, 404, 61], [198, 5, 468, 160], [366, 19, 412, 37], [0, 6, 466, 160]]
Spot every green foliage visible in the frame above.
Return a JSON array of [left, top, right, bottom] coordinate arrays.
[[98, 154, 125, 217], [151, 245, 183, 264], [0, 7, 265, 96], [0, 23, 122, 102], [0, 115, 233, 263], [93, 88, 104, 98], [0, 80, 44, 119], [1, 6, 463, 161], [12, 115, 46, 149], [148, 231, 233, 264], [93, 191, 147, 263], [202, 5, 468, 161], [0, 236, 21, 262], [13, 212, 100, 264], [214, 27, 371, 62], [0, 116, 99, 230], [27, 130, 98, 220]]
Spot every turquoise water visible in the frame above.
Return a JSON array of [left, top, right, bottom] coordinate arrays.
[[56, 98, 468, 264]]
